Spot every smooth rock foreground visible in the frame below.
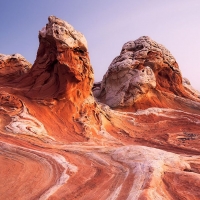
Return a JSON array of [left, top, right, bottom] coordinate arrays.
[[1, 16, 200, 200]]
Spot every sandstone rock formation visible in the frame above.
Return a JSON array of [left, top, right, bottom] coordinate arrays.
[[15, 16, 94, 101], [93, 36, 200, 111], [1, 16, 200, 200], [3, 16, 99, 142], [0, 53, 31, 83]]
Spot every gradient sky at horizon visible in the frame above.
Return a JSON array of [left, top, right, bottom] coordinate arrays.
[[0, 0, 200, 90]]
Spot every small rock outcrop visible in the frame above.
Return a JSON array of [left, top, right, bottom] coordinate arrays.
[[0, 53, 31, 82], [93, 36, 199, 109], [183, 77, 200, 98]]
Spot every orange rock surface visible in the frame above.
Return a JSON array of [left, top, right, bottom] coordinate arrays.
[[0, 53, 31, 84], [93, 36, 200, 111], [0, 16, 200, 200]]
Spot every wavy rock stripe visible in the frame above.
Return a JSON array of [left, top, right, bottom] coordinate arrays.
[[111, 145, 199, 199], [5, 103, 49, 137], [39, 139, 200, 199], [0, 141, 77, 200], [1, 105, 200, 199]]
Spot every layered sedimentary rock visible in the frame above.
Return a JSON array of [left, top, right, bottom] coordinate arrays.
[[93, 36, 200, 111], [15, 16, 94, 101], [1, 16, 200, 200], [2, 16, 99, 142], [0, 53, 31, 83]]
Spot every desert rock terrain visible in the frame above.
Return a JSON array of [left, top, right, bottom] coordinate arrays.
[[1, 16, 200, 200]]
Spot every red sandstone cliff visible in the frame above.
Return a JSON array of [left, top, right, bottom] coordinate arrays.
[[0, 16, 200, 200]]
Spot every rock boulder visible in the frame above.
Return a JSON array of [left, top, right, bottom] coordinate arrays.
[[0, 53, 31, 83], [93, 36, 200, 109]]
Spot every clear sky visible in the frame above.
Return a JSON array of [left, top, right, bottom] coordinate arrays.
[[0, 0, 200, 90]]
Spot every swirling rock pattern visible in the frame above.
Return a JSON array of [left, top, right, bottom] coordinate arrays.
[[0, 16, 200, 200]]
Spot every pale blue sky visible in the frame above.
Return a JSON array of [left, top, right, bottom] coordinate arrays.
[[0, 1, 200, 90]]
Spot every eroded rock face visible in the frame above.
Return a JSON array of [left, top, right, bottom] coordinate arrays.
[[94, 36, 199, 109], [0, 53, 31, 82], [0, 16, 100, 143], [15, 16, 94, 102]]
